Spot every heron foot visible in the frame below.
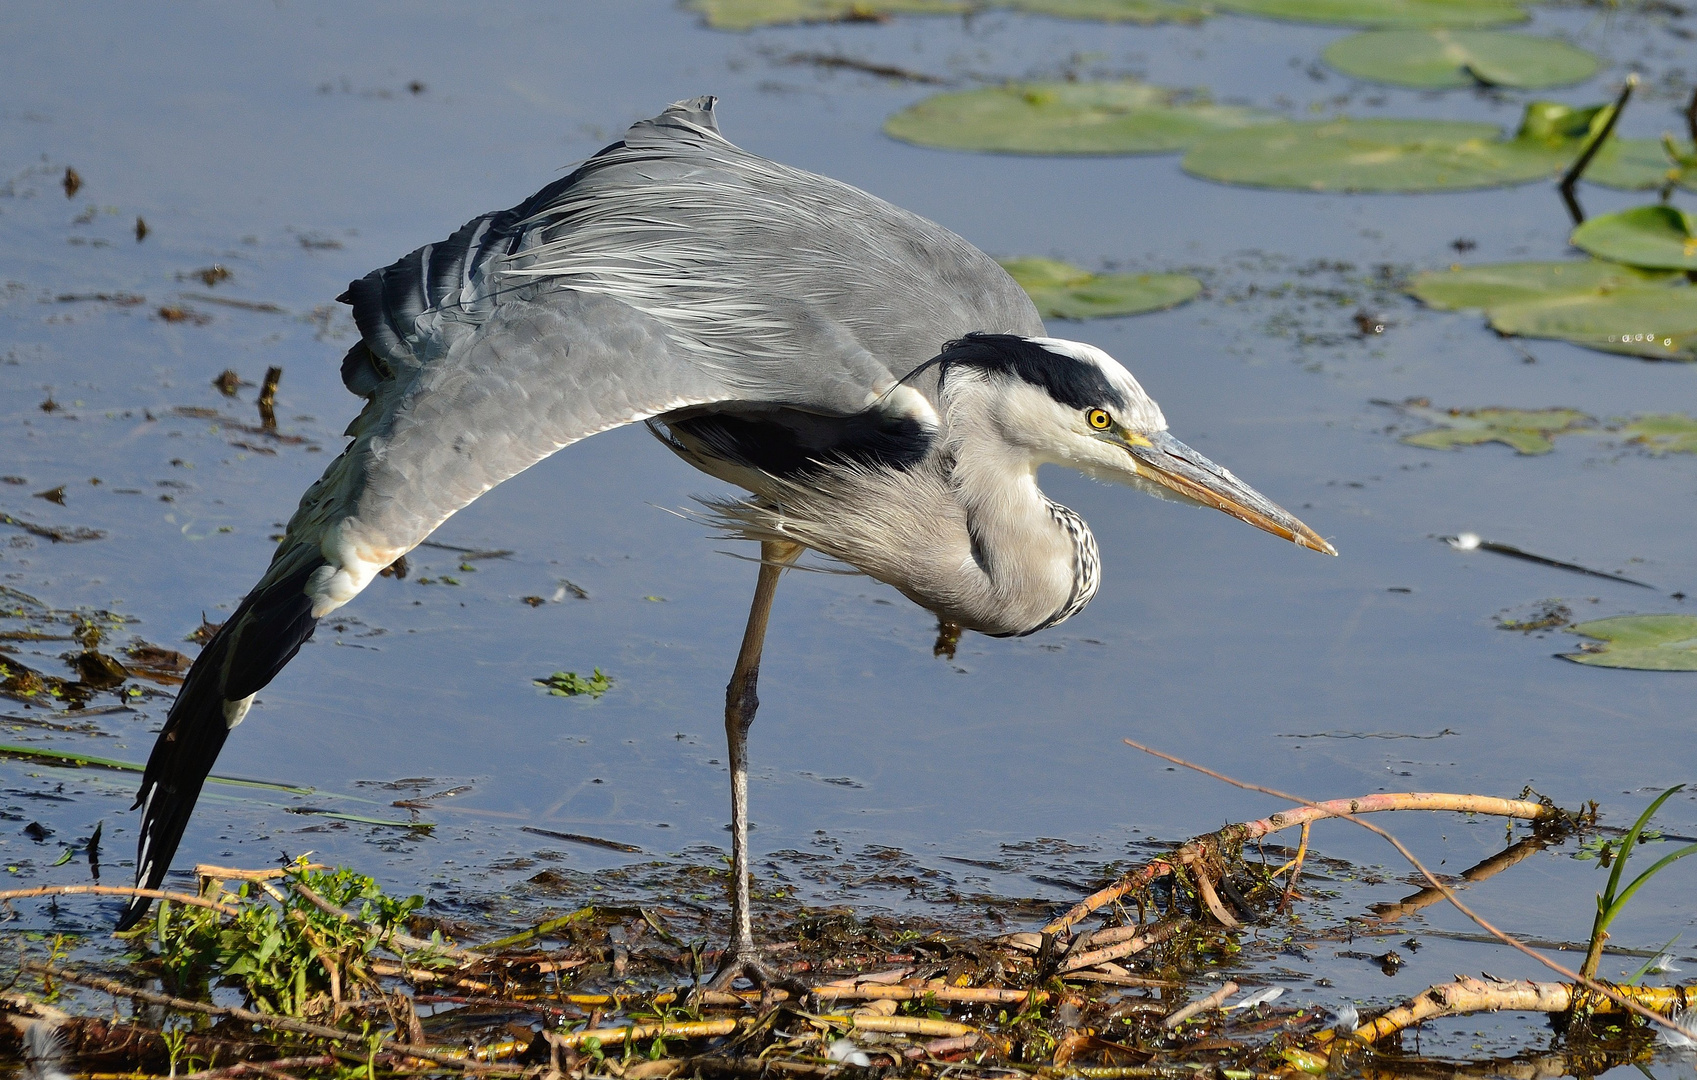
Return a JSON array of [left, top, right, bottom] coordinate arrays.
[[705, 943, 810, 996]]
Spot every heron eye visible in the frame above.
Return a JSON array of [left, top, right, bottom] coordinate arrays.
[[1086, 408, 1112, 430]]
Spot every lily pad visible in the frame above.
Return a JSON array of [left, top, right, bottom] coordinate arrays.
[[1488, 287, 1697, 362], [1407, 260, 1696, 362], [1396, 405, 1593, 455], [1407, 260, 1674, 310], [1571, 205, 1697, 271], [999, 257, 1202, 319], [1617, 414, 1697, 455], [1322, 30, 1596, 89], [1562, 615, 1697, 671], [688, 0, 968, 29], [884, 81, 1276, 155], [993, 0, 1212, 21], [1183, 118, 1569, 191], [1584, 137, 1697, 192], [1211, 0, 1528, 27]]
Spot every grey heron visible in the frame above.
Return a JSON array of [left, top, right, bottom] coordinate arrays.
[[118, 97, 1334, 986]]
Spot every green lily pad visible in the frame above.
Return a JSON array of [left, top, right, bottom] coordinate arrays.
[[884, 81, 1276, 155], [1584, 137, 1697, 191], [993, 0, 1212, 21], [1571, 205, 1697, 271], [1183, 117, 1572, 191], [1395, 404, 1593, 454], [1323, 30, 1596, 89], [999, 257, 1202, 319], [1617, 414, 1697, 455], [1407, 260, 1674, 310], [1488, 287, 1697, 362], [687, 0, 968, 29], [1562, 615, 1697, 671], [1211, 0, 1527, 27], [1407, 260, 1695, 362]]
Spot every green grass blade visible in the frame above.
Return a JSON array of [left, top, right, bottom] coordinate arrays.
[[1602, 784, 1684, 909]]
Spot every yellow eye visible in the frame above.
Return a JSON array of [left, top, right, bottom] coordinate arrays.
[[1086, 408, 1112, 430]]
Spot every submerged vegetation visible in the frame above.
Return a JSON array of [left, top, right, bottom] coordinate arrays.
[[8, 778, 1697, 1078]]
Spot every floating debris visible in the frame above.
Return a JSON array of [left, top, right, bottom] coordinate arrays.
[[534, 668, 613, 698], [1445, 532, 1656, 588]]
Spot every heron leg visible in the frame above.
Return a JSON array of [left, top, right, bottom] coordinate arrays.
[[707, 539, 803, 992]]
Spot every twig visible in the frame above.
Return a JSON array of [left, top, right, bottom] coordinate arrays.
[[1348, 976, 1696, 1041], [812, 984, 1047, 1005], [180, 1056, 337, 1080], [1560, 74, 1637, 225], [21, 962, 525, 1074], [1058, 920, 1182, 975], [196, 863, 327, 882], [550, 1017, 744, 1049], [257, 366, 282, 431], [0, 884, 240, 916], [781, 52, 949, 84], [826, 1014, 978, 1038], [1118, 739, 1689, 1038], [1162, 982, 1238, 1029], [284, 874, 479, 962], [1280, 820, 1311, 910], [1045, 791, 1556, 935], [1686, 85, 1697, 147]]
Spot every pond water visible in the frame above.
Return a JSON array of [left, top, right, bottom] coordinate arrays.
[[3, 0, 1696, 1058]]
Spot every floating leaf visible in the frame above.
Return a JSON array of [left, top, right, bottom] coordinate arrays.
[[999, 257, 1202, 319], [1395, 405, 1593, 455], [1183, 99, 1665, 193], [1584, 137, 1697, 192], [1488, 287, 1697, 362], [1211, 0, 1527, 27], [1617, 414, 1697, 455], [1183, 118, 1569, 191], [688, 0, 968, 29], [1563, 615, 1697, 671], [1322, 30, 1596, 89], [1571, 205, 1697, 271], [1406, 260, 1696, 362], [885, 81, 1276, 155], [992, 0, 1211, 21], [1406, 259, 1672, 310]]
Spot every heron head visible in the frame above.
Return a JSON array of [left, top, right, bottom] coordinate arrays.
[[932, 334, 1336, 556]]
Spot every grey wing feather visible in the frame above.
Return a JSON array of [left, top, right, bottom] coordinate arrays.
[[121, 95, 1040, 929]]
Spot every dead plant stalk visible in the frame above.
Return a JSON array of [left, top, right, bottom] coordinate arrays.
[[1115, 739, 1689, 1039]]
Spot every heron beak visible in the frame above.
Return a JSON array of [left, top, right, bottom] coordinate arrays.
[[1119, 430, 1337, 555]]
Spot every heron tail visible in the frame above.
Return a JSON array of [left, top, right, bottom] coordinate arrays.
[[115, 555, 323, 930]]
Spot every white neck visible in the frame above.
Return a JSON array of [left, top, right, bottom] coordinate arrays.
[[940, 418, 1084, 636]]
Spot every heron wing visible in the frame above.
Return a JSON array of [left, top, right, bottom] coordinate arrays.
[[350, 96, 1043, 417]]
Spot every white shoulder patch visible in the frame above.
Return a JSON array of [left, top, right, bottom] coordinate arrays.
[[223, 693, 256, 730], [873, 383, 940, 427], [307, 519, 404, 618]]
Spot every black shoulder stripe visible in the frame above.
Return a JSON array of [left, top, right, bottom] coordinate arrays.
[[665, 407, 934, 479]]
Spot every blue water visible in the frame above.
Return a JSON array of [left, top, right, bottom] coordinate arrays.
[[3, 0, 1695, 1057]]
